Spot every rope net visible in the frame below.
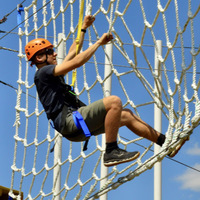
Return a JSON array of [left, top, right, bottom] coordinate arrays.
[[10, 0, 200, 199]]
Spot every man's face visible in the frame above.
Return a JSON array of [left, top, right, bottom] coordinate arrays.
[[36, 48, 57, 65]]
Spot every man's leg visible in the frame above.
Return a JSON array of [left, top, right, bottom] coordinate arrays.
[[120, 109, 161, 143], [103, 95, 122, 143], [103, 96, 140, 167], [120, 108, 187, 157]]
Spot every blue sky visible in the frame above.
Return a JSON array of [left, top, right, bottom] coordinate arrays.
[[0, 0, 200, 200]]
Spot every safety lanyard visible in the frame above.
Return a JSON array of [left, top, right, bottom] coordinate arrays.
[[71, 0, 85, 87]]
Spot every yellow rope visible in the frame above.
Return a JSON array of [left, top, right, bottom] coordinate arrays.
[[71, 0, 85, 88]]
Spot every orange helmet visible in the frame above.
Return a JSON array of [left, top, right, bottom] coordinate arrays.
[[25, 38, 53, 61]]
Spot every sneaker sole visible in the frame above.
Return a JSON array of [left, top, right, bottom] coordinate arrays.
[[168, 136, 189, 158], [104, 152, 140, 167]]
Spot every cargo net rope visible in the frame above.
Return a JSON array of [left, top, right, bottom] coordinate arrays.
[[10, 0, 200, 199]]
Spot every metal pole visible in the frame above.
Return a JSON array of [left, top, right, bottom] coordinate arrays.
[[100, 43, 113, 200], [53, 33, 64, 200], [154, 40, 162, 200]]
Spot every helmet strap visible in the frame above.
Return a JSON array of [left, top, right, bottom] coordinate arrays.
[[44, 52, 50, 65]]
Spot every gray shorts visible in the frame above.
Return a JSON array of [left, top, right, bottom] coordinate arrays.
[[61, 99, 106, 141]]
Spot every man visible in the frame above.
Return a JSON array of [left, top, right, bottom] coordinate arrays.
[[25, 15, 185, 167]]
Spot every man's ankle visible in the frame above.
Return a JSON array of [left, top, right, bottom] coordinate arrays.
[[106, 141, 118, 153], [156, 134, 166, 146]]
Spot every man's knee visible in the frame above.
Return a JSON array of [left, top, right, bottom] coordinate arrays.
[[103, 95, 122, 111], [108, 95, 122, 107]]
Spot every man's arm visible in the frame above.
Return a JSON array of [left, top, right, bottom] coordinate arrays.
[[64, 15, 95, 61], [53, 33, 113, 76]]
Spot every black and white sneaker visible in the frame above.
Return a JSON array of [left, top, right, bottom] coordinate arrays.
[[103, 148, 140, 167]]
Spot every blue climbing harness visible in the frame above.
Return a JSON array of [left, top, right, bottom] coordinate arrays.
[[72, 111, 91, 151], [50, 110, 91, 152], [50, 84, 91, 152]]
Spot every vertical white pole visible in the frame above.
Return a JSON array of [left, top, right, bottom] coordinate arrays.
[[100, 43, 113, 200], [154, 40, 162, 200], [53, 33, 64, 200]]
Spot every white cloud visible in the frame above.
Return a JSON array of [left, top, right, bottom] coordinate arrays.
[[176, 163, 200, 192], [187, 143, 200, 156]]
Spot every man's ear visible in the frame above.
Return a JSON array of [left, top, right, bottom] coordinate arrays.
[[30, 55, 40, 66], [35, 54, 45, 63]]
